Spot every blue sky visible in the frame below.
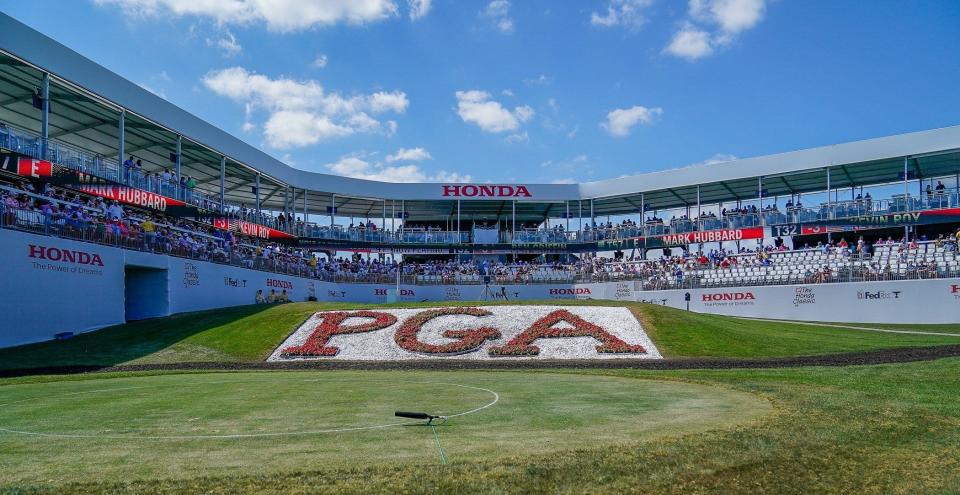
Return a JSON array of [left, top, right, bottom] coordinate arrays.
[[3, 0, 959, 185]]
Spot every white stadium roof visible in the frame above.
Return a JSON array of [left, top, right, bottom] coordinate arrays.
[[1, 12, 959, 220]]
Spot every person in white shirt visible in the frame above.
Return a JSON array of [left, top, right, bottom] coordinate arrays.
[[107, 202, 124, 220]]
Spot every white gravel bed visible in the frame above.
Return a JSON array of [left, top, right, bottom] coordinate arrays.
[[268, 306, 662, 361]]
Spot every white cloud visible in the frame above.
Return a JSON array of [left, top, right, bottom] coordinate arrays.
[[94, 0, 400, 32], [386, 147, 432, 162], [325, 154, 470, 182], [602, 105, 662, 137], [264, 111, 354, 147], [590, 0, 652, 30], [313, 54, 328, 68], [407, 0, 431, 20], [664, 24, 713, 60], [691, 0, 766, 36], [523, 74, 551, 86], [455, 90, 534, 133], [501, 89, 514, 97], [505, 132, 529, 144], [206, 29, 242, 57], [203, 66, 408, 148], [687, 153, 737, 167], [480, 0, 514, 33], [665, 0, 767, 60], [540, 154, 594, 184]]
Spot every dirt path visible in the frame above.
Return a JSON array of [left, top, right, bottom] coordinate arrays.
[[4, 344, 960, 378]]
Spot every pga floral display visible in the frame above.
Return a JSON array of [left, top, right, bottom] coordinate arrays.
[[268, 306, 662, 361]]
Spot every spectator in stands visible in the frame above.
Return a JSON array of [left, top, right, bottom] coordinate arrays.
[[123, 155, 134, 183], [141, 216, 156, 249]]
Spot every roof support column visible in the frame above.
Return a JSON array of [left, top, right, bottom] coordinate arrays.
[[219, 155, 226, 212], [255, 172, 261, 216], [457, 200, 461, 244], [331, 194, 336, 228], [590, 199, 595, 228], [117, 110, 125, 181], [904, 157, 910, 241], [175, 134, 182, 184], [826, 167, 832, 243], [578, 199, 583, 237], [757, 176, 763, 215], [640, 193, 645, 237], [696, 185, 701, 231], [512, 200, 516, 242], [40, 72, 49, 160], [565, 201, 570, 233], [303, 189, 308, 236]]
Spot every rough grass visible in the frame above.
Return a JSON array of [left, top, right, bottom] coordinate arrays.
[[637, 304, 960, 357], [2, 301, 959, 370], [2, 358, 959, 494]]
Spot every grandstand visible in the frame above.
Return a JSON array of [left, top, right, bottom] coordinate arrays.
[[1, 11, 959, 348]]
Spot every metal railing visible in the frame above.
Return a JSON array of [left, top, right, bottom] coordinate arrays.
[[0, 204, 321, 279], [5, 123, 960, 247], [3, 202, 959, 290], [0, 124, 222, 212]]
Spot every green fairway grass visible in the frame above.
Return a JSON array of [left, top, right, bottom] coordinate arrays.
[[1, 358, 959, 494], [0, 371, 769, 488], [1, 301, 959, 370]]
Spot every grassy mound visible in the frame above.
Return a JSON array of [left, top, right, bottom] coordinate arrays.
[[1, 301, 958, 370]]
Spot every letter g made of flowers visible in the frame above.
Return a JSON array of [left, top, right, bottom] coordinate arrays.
[[394, 307, 501, 355]]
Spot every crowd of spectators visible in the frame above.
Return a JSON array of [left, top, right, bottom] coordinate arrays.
[[3, 172, 960, 290], [0, 176, 319, 277]]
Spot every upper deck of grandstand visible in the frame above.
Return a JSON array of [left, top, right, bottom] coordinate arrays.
[[1, 12, 960, 247]]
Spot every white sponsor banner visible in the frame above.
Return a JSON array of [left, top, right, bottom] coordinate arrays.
[[1, 229, 124, 348], [641, 279, 960, 324], [268, 306, 661, 361]]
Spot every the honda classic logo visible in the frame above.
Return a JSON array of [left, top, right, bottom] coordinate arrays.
[[442, 184, 532, 198], [28, 244, 104, 266], [702, 292, 755, 301], [701, 292, 756, 306]]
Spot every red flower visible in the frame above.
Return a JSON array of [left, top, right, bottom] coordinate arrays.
[[488, 309, 646, 356], [281, 311, 397, 357], [394, 307, 501, 355]]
